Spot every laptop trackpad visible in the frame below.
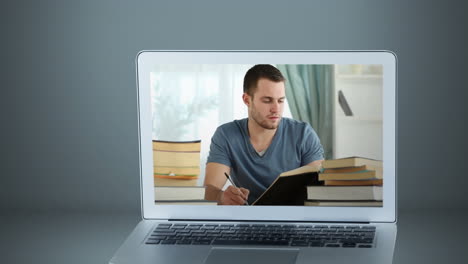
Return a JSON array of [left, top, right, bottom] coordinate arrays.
[[204, 247, 299, 264]]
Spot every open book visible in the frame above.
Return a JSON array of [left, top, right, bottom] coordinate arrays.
[[252, 165, 322, 205], [251, 157, 383, 206]]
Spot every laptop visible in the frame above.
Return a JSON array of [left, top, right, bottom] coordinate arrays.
[[110, 51, 397, 264]]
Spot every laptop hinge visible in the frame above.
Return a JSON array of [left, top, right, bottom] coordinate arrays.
[[167, 219, 371, 224]]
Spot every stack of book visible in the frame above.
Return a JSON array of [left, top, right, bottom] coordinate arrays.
[[153, 140, 201, 186], [305, 157, 383, 207], [154, 186, 216, 205]]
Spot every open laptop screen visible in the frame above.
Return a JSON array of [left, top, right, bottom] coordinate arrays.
[[137, 51, 396, 222]]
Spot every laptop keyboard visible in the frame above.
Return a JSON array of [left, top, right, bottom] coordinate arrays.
[[145, 223, 375, 248]]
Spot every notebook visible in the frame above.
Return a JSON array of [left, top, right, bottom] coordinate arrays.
[[110, 51, 397, 264]]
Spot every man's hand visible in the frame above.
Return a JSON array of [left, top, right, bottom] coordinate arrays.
[[204, 162, 250, 205], [219, 186, 249, 205]]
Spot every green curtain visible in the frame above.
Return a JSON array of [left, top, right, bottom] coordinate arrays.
[[277, 65, 334, 159]]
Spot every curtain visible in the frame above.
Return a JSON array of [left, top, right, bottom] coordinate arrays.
[[277, 65, 334, 159]]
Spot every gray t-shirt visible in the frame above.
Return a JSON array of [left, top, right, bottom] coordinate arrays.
[[207, 118, 324, 204]]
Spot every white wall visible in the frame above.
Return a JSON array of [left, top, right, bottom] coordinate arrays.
[[333, 65, 383, 160]]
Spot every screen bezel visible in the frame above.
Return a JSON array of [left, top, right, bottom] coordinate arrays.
[[136, 51, 397, 223]]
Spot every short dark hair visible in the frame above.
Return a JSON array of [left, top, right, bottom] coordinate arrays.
[[243, 64, 285, 96]]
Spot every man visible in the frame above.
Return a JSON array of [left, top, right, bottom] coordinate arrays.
[[204, 64, 324, 205]]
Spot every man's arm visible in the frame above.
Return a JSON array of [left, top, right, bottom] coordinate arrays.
[[306, 159, 324, 169], [204, 162, 229, 201], [204, 162, 249, 205]]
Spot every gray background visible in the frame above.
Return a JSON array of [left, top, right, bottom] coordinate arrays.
[[1, 0, 467, 214]]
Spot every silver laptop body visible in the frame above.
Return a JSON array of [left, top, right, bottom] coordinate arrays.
[[110, 51, 397, 264]]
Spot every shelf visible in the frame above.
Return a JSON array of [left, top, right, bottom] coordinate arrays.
[[336, 116, 382, 122], [335, 74, 383, 79]]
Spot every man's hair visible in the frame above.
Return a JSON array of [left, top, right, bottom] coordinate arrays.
[[243, 64, 285, 96]]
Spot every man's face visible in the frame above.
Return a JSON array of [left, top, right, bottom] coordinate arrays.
[[244, 78, 285, 130]]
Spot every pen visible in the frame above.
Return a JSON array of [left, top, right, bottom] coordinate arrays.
[[224, 172, 249, 205]]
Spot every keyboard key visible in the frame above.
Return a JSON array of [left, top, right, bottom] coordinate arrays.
[[330, 226, 345, 229], [154, 228, 175, 233], [145, 239, 161, 244], [161, 240, 176, 245], [176, 240, 192, 245], [325, 244, 340, 247], [212, 239, 289, 246], [291, 240, 308, 247], [193, 240, 211, 245], [309, 242, 324, 247], [150, 235, 166, 240], [342, 239, 365, 244], [314, 225, 328, 228], [153, 231, 175, 236], [342, 243, 357, 248], [358, 244, 372, 248]]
